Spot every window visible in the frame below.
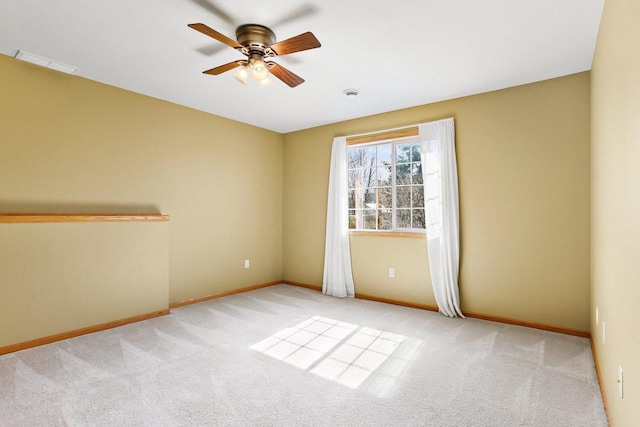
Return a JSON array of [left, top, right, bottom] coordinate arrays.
[[347, 135, 425, 232]]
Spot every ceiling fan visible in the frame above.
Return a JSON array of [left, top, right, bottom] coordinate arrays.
[[188, 22, 321, 88]]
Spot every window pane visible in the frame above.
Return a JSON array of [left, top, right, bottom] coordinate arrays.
[[348, 190, 355, 209], [365, 147, 377, 167], [410, 143, 421, 162], [377, 166, 392, 186], [353, 187, 364, 209], [396, 163, 411, 185], [363, 209, 377, 229], [348, 149, 359, 167], [352, 209, 368, 229], [362, 167, 376, 188], [348, 147, 376, 169], [348, 210, 356, 229], [397, 209, 411, 229], [396, 144, 411, 164], [413, 209, 426, 229], [347, 149, 361, 169], [377, 144, 392, 167], [354, 169, 364, 189], [411, 163, 423, 184], [364, 189, 376, 207], [348, 168, 356, 189], [412, 185, 424, 207], [379, 210, 392, 230], [379, 187, 392, 208], [396, 186, 411, 208]]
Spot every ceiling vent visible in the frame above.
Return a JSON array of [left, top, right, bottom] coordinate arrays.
[[14, 50, 78, 74]]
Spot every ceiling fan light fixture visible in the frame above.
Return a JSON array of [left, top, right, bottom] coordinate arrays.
[[258, 76, 272, 88], [233, 64, 249, 85], [251, 59, 269, 81]]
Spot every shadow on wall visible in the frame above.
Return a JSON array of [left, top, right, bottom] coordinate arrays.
[[0, 200, 162, 214]]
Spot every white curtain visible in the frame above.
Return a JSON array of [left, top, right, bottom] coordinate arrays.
[[322, 136, 355, 298], [419, 118, 464, 317]]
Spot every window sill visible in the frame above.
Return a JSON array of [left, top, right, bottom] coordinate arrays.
[[349, 230, 425, 239]]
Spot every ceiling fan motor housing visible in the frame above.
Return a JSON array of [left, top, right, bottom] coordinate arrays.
[[235, 24, 276, 53]]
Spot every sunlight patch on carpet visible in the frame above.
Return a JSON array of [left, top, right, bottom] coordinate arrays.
[[250, 315, 420, 390]]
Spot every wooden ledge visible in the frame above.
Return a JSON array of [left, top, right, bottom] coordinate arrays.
[[0, 213, 170, 223]]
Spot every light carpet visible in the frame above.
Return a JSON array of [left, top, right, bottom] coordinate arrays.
[[0, 284, 607, 426]]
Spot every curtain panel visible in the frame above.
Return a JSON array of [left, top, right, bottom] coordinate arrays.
[[419, 118, 464, 317], [322, 136, 355, 298]]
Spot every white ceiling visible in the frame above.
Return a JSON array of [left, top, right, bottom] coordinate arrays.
[[0, 0, 604, 133]]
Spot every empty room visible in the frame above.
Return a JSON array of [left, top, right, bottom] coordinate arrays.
[[0, 0, 637, 425]]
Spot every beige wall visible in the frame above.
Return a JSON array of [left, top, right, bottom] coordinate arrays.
[[284, 73, 591, 331], [0, 55, 283, 308], [591, 0, 640, 424], [0, 222, 169, 348], [1, 47, 595, 350]]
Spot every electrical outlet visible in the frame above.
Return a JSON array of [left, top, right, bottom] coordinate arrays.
[[244, 259, 250, 269], [602, 321, 606, 344], [596, 306, 599, 325], [618, 365, 624, 398], [388, 268, 395, 278]]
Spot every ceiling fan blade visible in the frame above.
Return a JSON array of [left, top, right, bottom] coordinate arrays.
[[188, 23, 242, 49], [269, 32, 321, 56], [269, 5, 319, 28], [268, 63, 305, 87], [203, 61, 243, 75], [190, 0, 237, 26]]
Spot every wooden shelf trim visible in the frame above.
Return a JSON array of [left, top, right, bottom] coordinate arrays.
[[0, 213, 170, 223], [347, 127, 419, 146]]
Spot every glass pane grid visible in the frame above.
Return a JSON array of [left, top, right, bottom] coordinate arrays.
[[348, 140, 424, 232]]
